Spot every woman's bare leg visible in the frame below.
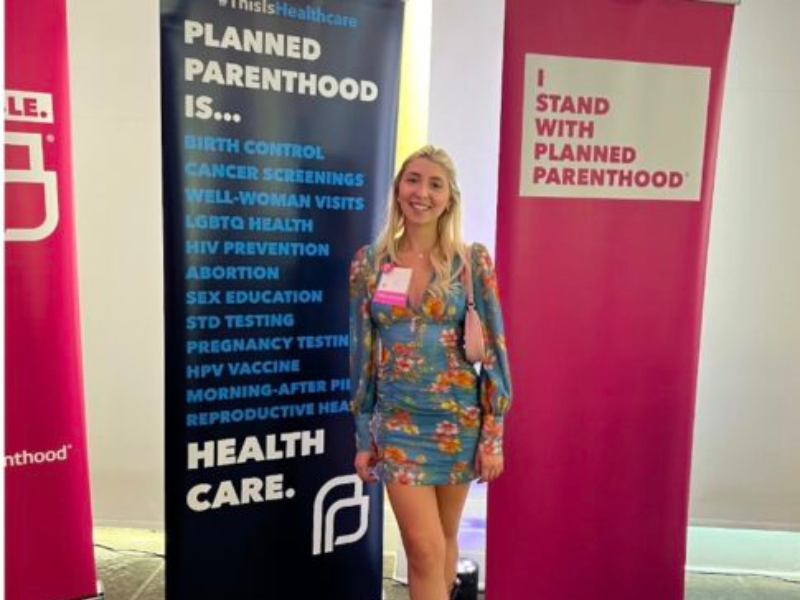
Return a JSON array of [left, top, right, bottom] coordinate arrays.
[[435, 483, 471, 593], [386, 483, 449, 600]]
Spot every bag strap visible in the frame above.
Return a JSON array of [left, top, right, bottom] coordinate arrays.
[[461, 244, 476, 309]]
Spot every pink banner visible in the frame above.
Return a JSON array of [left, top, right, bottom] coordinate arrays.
[[4, 1, 98, 599], [490, 2, 734, 600]]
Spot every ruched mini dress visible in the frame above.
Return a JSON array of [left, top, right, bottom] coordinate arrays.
[[349, 243, 512, 485]]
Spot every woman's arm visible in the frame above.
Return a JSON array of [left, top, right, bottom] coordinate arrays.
[[348, 246, 379, 452], [471, 243, 513, 457]]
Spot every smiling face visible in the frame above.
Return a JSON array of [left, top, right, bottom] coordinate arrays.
[[396, 158, 451, 229]]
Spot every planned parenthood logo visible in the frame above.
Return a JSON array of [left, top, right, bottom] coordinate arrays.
[[5, 91, 60, 242], [312, 474, 369, 555]]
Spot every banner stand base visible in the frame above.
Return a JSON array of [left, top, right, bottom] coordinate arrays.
[[83, 581, 105, 600]]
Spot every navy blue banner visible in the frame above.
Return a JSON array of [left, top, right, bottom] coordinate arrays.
[[160, 2, 403, 598]]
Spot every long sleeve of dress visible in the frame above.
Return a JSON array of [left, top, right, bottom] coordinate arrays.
[[471, 243, 513, 455], [349, 246, 378, 452]]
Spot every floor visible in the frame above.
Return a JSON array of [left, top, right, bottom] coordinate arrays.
[[94, 528, 800, 600]]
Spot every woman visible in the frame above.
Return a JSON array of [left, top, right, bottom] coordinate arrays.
[[349, 146, 512, 600]]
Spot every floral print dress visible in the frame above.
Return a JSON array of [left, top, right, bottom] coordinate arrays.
[[349, 243, 512, 485]]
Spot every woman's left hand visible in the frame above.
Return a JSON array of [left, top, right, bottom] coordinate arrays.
[[475, 449, 504, 483], [354, 441, 381, 483]]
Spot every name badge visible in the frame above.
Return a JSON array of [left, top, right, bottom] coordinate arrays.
[[373, 265, 412, 306]]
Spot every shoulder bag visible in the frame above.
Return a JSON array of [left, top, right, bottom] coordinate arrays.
[[461, 245, 486, 364]]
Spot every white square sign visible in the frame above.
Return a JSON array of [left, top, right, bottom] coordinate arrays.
[[519, 54, 710, 201]]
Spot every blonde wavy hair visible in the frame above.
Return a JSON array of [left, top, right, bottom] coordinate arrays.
[[373, 145, 468, 297]]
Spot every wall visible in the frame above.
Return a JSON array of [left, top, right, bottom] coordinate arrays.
[[69, 0, 164, 527], [428, 0, 505, 251], [690, 0, 800, 530]]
